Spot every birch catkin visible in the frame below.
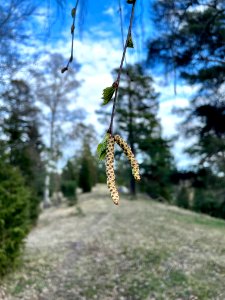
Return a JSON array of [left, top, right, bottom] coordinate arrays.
[[106, 135, 119, 205], [114, 135, 141, 181]]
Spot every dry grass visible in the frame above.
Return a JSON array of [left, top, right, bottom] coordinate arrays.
[[1, 184, 225, 300]]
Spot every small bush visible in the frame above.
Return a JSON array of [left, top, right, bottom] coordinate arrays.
[[0, 162, 30, 276], [61, 180, 77, 206], [193, 189, 224, 218], [79, 157, 92, 193], [176, 186, 189, 209], [28, 194, 41, 225]]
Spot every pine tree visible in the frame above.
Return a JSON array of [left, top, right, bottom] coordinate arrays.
[[176, 186, 190, 209], [79, 140, 97, 193], [0, 159, 31, 276], [0, 79, 44, 223], [148, 0, 225, 209], [115, 64, 158, 196], [148, 1, 225, 172], [99, 64, 175, 199], [61, 160, 77, 205]]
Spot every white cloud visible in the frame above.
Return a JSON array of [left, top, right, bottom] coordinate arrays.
[[103, 7, 115, 17], [52, 33, 138, 134], [187, 4, 208, 13], [18, 23, 198, 169], [20, 29, 137, 166], [155, 78, 199, 169], [34, 7, 49, 27]]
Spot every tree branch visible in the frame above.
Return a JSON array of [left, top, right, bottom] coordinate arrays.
[[108, 1, 137, 134], [199, 55, 225, 65], [61, 0, 79, 73]]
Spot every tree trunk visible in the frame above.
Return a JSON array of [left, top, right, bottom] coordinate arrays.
[[130, 169, 136, 196], [43, 112, 55, 208], [43, 173, 51, 208], [128, 81, 136, 197]]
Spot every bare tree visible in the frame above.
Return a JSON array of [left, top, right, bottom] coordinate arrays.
[[0, 1, 37, 84], [31, 53, 85, 207]]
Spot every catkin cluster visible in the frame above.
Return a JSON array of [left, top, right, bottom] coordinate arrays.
[[105, 134, 141, 205], [114, 135, 141, 181], [105, 135, 119, 205]]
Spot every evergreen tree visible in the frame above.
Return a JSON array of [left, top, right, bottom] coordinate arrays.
[[148, 0, 225, 209], [0, 79, 44, 223], [96, 160, 107, 184], [147, 1, 225, 170], [62, 160, 77, 182], [61, 160, 77, 205], [148, 0, 225, 90], [0, 159, 31, 276], [99, 64, 175, 199], [78, 140, 96, 193], [176, 186, 190, 209], [140, 137, 175, 200], [79, 156, 92, 193]]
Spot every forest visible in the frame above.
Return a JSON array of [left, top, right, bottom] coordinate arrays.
[[0, 0, 225, 299]]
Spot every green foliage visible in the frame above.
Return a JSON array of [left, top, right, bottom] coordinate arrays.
[[63, 125, 98, 195], [107, 64, 175, 198], [97, 134, 109, 160], [61, 160, 77, 206], [61, 180, 77, 206], [29, 195, 41, 225], [0, 79, 44, 224], [176, 186, 189, 209], [101, 86, 115, 106], [79, 157, 92, 193], [0, 161, 30, 277], [140, 137, 175, 201], [79, 141, 96, 193], [148, 1, 225, 90], [172, 169, 225, 220], [193, 189, 225, 219], [148, 1, 225, 216], [61, 160, 77, 182], [96, 160, 107, 183]]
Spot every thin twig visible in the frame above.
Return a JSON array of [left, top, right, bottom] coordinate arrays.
[[108, 1, 137, 134], [61, 0, 79, 73], [118, 0, 127, 66], [199, 55, 225, 65]]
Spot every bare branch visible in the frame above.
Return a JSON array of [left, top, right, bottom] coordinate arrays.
[[199, 55, 225, 65], [108, 0, 137, 134], [61, 0, 80, 73]]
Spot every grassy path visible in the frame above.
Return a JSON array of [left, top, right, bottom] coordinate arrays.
[[1, 185, 225, 300]]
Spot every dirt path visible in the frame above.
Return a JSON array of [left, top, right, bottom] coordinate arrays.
[[1, 184, 225, 300]]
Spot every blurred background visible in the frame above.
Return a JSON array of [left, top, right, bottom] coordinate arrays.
[[0, 0, 225, 299]]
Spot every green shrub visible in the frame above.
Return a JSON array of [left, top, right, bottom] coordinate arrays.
[[176, 186, 189, 209], [0, 162, 30, 276], [29, 194, 41, 225], [79, 156, 92, 193], [61, 180, 77, 206], [193, 189, 223, 218]]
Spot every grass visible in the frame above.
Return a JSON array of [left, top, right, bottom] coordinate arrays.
[[169, 209, 225, 229], [1, 184, 225, 299]]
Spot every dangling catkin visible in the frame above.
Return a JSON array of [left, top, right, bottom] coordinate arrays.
[[114, 135, 141, 181], [106, 135, 119, 205]]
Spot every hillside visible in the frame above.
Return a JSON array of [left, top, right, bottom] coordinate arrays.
[[1, 184, 225, 300]]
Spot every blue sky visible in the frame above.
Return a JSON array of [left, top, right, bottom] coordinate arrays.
[[26, 0, 198, 169], [40, 0, 150, 53]]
